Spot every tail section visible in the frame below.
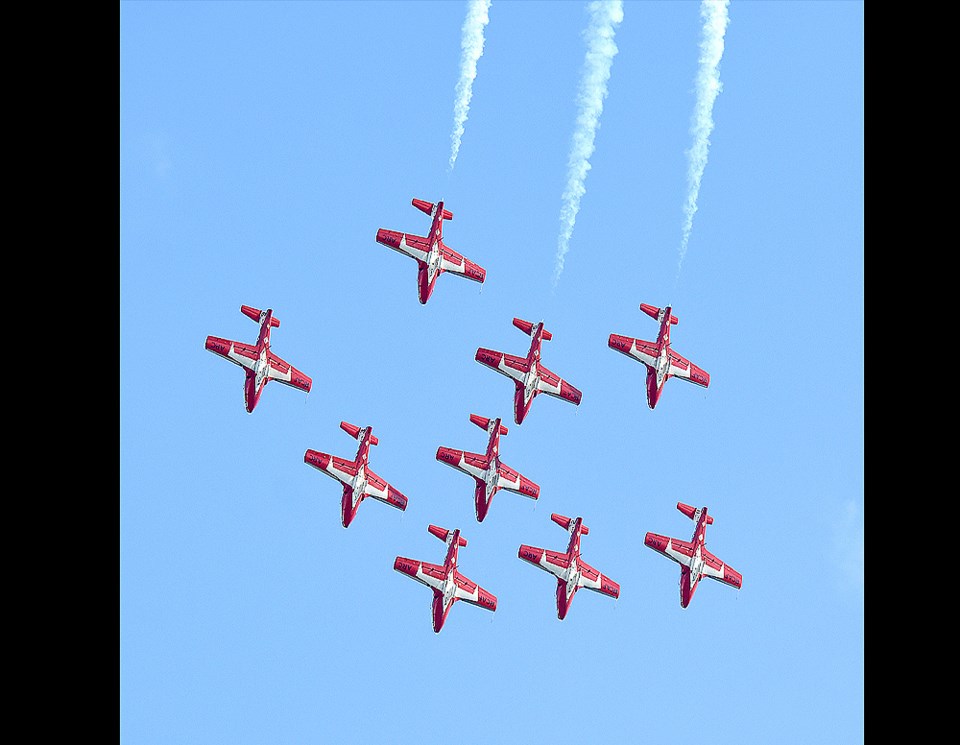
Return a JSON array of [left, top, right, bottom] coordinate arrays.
[[513, 318, 553, 341], [428, 525, 468, 547], [340, 421, 379, 446], [241, 305, 281, 327], [470, 414, 508, 436], [551, 513, 588, 535], [640, 303, 678, 326], [412, 198, 453, 221], [677, 502, 713, 524]]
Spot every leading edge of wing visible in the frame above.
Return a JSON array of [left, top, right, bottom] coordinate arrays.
[[535, 363, 582, 405], [362, 467, 408, 511], [453, 571, 497, 611], [644, 532, 695, 568], [575, 558, 620, 599], [518, 544, 568, 580], [476, 348, 529, 383], [436, 446, 489, 481], [266, 350, 312, 392], [700, 547, 742, 589], [439, 244, 486, 283], [205, 336, 258, 371], [394, 557, 445, 591], [608, 334, 658, 369], [667, 349, 710, 387], [376, 229, 430, 261]]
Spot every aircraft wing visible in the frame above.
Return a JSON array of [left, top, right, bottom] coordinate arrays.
[[518, 544, 570, 581], [436, 447, 489, 481], [644, 532, 696, 568], [205, 336, 258, 371], [609, 334, 658, 370], [495, 461, 540, 498], [576, 558, 621, 599], [667, 349, 710, 388], [394, 557, 446, 591], [376, 229, 431, 262], [701, 547, 742, 589], [304, 450, 357, 486], [266, 351, 312, 392], [476, 348, 529, 384], [362, 467, 408, 511], [453, 571, 497, 611], [439, 244, 486, 283], [535, 363, 583, 405]]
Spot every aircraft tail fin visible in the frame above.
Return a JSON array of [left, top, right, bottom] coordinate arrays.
[[513, 318, 553, 341], [241, 305, 280, 327], [428, 524, 468, 546], [677, 502, 713, 524], [551, 513, 588, 534], [640, 303, 678, 326], [470, 414, 508, 436], [412, 198, 453, 221], [340, 421, 379, 446]]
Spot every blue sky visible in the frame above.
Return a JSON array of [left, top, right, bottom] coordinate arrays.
[[120, 2, 863, 743]]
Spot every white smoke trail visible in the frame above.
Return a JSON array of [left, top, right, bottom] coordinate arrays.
[[553, 0, 624, 287], [449, 0, 492, 170], [678, 0, 730, 272]]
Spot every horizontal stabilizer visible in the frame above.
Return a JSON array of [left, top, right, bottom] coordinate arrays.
[[551, 513, 588, 534], [470, 414, 508, 436], [241, 305, 280, 327], [429, 524, 467, 546], [677, 502, 713, 524], [340, 421, 378, 445], [640, 303, 678, 325], [513, 318, 552, 341], [412, 198, 453, 221]]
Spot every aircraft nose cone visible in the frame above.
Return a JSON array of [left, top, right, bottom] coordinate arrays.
[[476, 497, 490, 522]]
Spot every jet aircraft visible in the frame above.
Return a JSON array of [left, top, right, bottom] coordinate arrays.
[[394, 525, 497, 633], [375, 198, 486, 304], [475, 318, 582, 425], [608, 303, 710, 409], [436, 414, 539, 522], [304, 422, 408, 528], [518, 514, 620, 620], [644, 502, 742, 608], [204, 304, 312, 413]]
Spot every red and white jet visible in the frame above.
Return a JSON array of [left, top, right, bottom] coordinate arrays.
[[518, 514, 620, 620], [645, 502, 743, 608], [204, 305, 312, 413], [375, 198, 486, 304], [475, 318, 582, 425], [394, 525, 497, 633], [304, 421, 408, 528], [436, 414, 540, 523], [608, 303, 710, 410]]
